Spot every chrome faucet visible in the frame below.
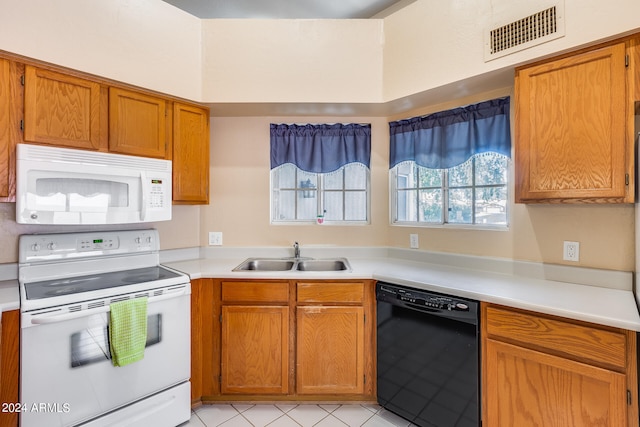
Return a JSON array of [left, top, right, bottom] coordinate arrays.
[[293, 241, 300, 259]]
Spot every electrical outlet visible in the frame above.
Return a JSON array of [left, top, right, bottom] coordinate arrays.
[[410, 234, 419, 249], [209, 232, 223, 246], [563, 241, 579, 262]]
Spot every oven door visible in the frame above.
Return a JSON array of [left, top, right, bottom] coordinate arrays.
[[20, 291, 190, 427]]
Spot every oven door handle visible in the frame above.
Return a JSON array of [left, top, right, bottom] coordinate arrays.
[[29, 290, 187, 325]]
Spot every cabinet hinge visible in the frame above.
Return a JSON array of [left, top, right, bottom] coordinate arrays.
[[628, 389, 632, 405], [625, 173, 630, 186], [625, 54, 630, 67], [219, 314, 222, 322], [19, 119, 23, 131], [20, 74, 24, 85], [219, 375, 222, 384]]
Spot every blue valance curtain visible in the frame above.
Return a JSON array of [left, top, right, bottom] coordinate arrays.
[[270, 123, 371, 173], [388, 97, 511, 169]]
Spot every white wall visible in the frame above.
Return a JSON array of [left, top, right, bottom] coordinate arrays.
[[382, 0, 640, 101], [0, 0, 202, 100], [201, 19, 384, 103]]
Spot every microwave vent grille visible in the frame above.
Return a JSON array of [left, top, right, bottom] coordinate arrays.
[[19, 144, 171, 172]]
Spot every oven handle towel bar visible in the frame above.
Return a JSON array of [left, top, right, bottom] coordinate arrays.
[[28, 290, 185, 325]]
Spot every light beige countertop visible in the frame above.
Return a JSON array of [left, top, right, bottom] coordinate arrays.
[[163, 246, 640, 332]]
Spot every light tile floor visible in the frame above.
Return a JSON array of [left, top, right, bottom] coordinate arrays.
[[181, 403, 418, 427]]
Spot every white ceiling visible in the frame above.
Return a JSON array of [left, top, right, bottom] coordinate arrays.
[[162, 0, 410, 19]]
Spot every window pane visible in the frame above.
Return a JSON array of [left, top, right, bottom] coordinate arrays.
[[419, 189, 442, 223], [345, 191, 367, 221], [475, 187, 507, 225], [448, 160, 472, 187], [418, 166, 442, 188], [296, 193, 317, 220], [324, 169, 343, 190], [345, 164, 367, 190], [298, 170, 317, 190], [476, 154, 508, 185], [396, 162, 416, 189], [448, 188, 472, 223], [273, 190, 296, 221], [274, 164, 296, 188], [397, 189, 417, 222], [323, 191, 343, 221]]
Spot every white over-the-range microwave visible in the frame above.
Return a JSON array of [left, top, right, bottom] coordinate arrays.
[[16, 143, 172, 225]]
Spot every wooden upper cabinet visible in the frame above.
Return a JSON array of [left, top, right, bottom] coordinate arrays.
[[0, 58, 10, 198], [173, 102, 209, 204], [108, 87, 167, 158], [23, 65, 104, 150], [515, 41, 632, 203]]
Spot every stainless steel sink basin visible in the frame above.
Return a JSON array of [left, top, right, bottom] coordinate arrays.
[[232, 257, 351, 272], [295, 258, 350, 271], [233, 258, 295, 271]]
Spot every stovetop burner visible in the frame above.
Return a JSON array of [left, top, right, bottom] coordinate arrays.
[[24, 266, 183, 301]]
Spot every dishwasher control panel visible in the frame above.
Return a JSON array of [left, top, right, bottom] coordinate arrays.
[[376, 282, 479, 323]]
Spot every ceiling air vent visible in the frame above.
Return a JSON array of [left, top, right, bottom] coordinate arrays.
[[484, 2, 565, 61]]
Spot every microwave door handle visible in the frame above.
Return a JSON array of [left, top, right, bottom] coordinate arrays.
[[140, 171, 148, 221]]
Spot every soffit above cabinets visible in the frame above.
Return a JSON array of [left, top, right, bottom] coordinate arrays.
[[162, 0, 413, 19]]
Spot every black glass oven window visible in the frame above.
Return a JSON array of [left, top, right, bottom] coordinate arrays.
[[25, 266, 183, 300], [70, 314, 162, 368]]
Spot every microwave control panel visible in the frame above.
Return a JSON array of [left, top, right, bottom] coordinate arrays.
[[149, 178, 167, 209]]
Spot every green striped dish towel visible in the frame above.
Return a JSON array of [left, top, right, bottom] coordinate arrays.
[[109, 297, 148, 367]]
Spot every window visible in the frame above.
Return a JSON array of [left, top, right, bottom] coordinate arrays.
[[270, 123, 370, 224], [391, 154, 509, 226], [272, 163, 369, 223], [389, 97, 511, 228]]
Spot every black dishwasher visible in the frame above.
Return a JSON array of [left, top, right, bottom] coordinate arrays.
[[376, 282, 480, 427]]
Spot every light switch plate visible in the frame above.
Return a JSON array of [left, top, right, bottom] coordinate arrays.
[[209, 232, 223, 246], [409, 234, 419, 249]]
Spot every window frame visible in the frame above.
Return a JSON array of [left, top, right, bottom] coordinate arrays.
[[270, 163, 371, 226], [389, 154, 511, 230]]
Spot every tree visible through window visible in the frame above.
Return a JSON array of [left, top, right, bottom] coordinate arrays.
[[392, 153, 509, 226]]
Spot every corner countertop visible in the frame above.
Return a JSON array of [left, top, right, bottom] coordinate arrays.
[[163, 247, 640, 332], [0, 280, 20, 312]]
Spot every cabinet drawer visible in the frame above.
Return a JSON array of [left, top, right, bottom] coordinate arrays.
[[222, 282, 289, 303], [485, 305, 627, 370], [297, 282, 364, 304]]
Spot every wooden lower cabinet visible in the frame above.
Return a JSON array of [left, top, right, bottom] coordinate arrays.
[[1, 310, 20, 427], [296, 306, 364, 394], [221, 306, 289, 394], [482, 303, 638, 427], [190, 278, 375, 404]]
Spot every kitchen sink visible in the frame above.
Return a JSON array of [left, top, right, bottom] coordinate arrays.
[[232, 257, 350, 272], [233, 258, 295, 271], [295, 259, 350, 271]]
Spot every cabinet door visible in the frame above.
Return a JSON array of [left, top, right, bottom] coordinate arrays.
[[24, 66, 103, 150], [173, 102, 209, 204], [515, 42, 629, 203], [220, 306, 289, 394], [0, 58, 10, 198], [1, 310, 20, 427], [296, 306, 364, 394], [485, 338, 627, 427], [109, 87, 167, 158]]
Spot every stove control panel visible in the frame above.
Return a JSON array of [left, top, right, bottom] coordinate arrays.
[[19, 229, 160, 263]]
